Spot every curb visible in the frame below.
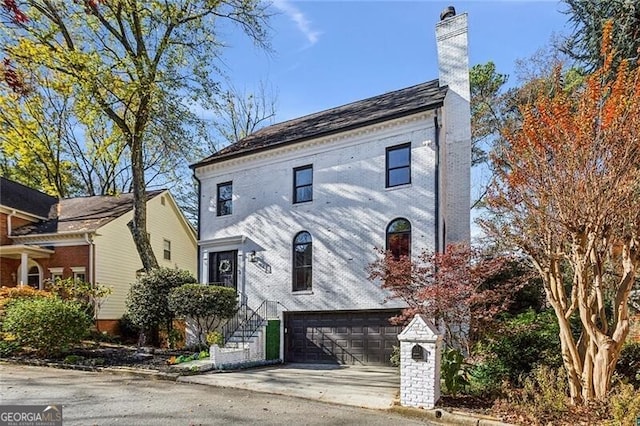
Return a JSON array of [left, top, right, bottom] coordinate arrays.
[[389, 405, 515, 426]]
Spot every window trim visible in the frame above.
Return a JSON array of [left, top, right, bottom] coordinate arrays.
[[293, 165, 313, 204], [385, 143, 412, 188], [292, 231, 312, 292], [386, 218, 412, 258], [216, 181, 233, 216]]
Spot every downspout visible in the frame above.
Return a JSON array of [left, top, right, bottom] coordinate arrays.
[[7, 210, 16, 236], [434, 111, 441, 253], [84, 233, 95, 285], [193, 173, 202, 283]]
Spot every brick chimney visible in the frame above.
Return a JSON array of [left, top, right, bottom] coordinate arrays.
[[435, 7, 471, 248]]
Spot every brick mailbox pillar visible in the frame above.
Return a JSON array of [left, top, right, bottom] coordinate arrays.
[[398, 314, 442, 409]]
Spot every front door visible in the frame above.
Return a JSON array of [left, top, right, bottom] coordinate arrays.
[[208, 250, 237, 290]]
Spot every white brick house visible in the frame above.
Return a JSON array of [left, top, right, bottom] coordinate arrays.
[[191, 10, 470, 365]]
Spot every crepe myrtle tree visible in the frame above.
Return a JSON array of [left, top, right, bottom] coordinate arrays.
[[483, 21, 640, 403]]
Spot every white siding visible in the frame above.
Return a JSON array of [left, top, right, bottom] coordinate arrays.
[[196, 115, 438, 312], [94, 191, 197, 320]]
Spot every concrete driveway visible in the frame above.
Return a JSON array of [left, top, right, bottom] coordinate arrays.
[[178, 363, 400, 409]]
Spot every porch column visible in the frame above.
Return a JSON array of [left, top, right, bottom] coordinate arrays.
[[20, 252, 28, 285]]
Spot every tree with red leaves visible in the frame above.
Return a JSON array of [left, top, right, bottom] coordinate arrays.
[[367, 243, 524, 354], [484, 21, 640, 403]]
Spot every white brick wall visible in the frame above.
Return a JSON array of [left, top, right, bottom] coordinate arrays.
[[436, 12, 471, 247], [398, 314, 442, 409], [196, 115, 439, 312], [210, 328, 266, 368]]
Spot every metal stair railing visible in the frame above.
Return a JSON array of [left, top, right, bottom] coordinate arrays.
[[222, 299, 278, 346]]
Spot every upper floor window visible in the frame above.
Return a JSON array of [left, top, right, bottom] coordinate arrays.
[[386, 218, 411, 258], [163, 239, 171, 260], [386, 143, 411, 187], [293, 165, 313, 203], [293, 231, 312, 292], [217, 181, 233, 216]]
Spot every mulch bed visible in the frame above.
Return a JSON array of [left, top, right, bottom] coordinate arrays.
[[2, 341, 195, 373]]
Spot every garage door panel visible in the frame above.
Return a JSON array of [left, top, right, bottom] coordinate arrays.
[[285, 310, 401, 366]]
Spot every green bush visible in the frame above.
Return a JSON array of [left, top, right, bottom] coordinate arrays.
[[470, 309, 562, 393], [609, 381, 640, 426], [2, 297, 91, 356], [509, 365, 569, 422], [168, 284, 237, 346], [125, 268, 196, 343], [615, 342, 640, 388]]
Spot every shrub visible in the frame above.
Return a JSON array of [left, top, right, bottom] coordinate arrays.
[[608, 382, 640, 426], [117, 312, 141, 343], [168, 284, 237, 346], [615, 342, 640, 389], [470, 309, 562, 393], [125, 268, 196, 345], [0, 286, 52, 317], [45, 278, 112, 319], [206, 331, 224, 347], [2, 297, 91, 356], [507, 365, 569, 423]]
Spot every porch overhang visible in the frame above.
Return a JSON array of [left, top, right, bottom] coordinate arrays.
[[0, 244, 54, 259]]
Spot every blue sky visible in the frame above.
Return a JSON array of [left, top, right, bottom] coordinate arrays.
[[218, 1, 572, 122]]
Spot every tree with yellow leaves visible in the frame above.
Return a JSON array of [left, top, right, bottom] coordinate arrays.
[[1, 1, 270, 270]]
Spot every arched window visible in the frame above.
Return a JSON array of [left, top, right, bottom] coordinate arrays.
[[293, 231, 312, 292], [386, 218, 411, 258]]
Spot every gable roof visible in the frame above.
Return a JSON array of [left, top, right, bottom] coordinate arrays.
[[0, 177, 58, 218], [192, 79, 447, 168], [11, 190, 164, 236]]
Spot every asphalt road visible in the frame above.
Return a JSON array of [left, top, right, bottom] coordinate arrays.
[[0, 365, 434, 425]]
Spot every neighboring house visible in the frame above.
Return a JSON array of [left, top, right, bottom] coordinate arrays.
[[191, 10, 471, 365], [0, 177, 197, 333]]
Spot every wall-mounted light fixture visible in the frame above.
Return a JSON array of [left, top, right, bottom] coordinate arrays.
[[248, 250, 257, 263]]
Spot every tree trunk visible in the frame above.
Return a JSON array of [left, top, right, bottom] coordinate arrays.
[[127, 135, 159, 271]]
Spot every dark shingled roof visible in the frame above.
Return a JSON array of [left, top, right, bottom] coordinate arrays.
[[192, 79, 446, 168], [0, 177, 58, 218], [11, 190, 164, 236]]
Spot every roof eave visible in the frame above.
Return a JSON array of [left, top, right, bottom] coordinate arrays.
[[191, 101, 444, 170]]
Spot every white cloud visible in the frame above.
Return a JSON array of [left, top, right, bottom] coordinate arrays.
[[272, 0, 321, 46]]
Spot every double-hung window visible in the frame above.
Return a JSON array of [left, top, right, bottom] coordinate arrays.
[[293, 165, 313, 203], [386, 143, 411, 187], [217, 182, 233, 216], [163, 239, 171, 260]]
